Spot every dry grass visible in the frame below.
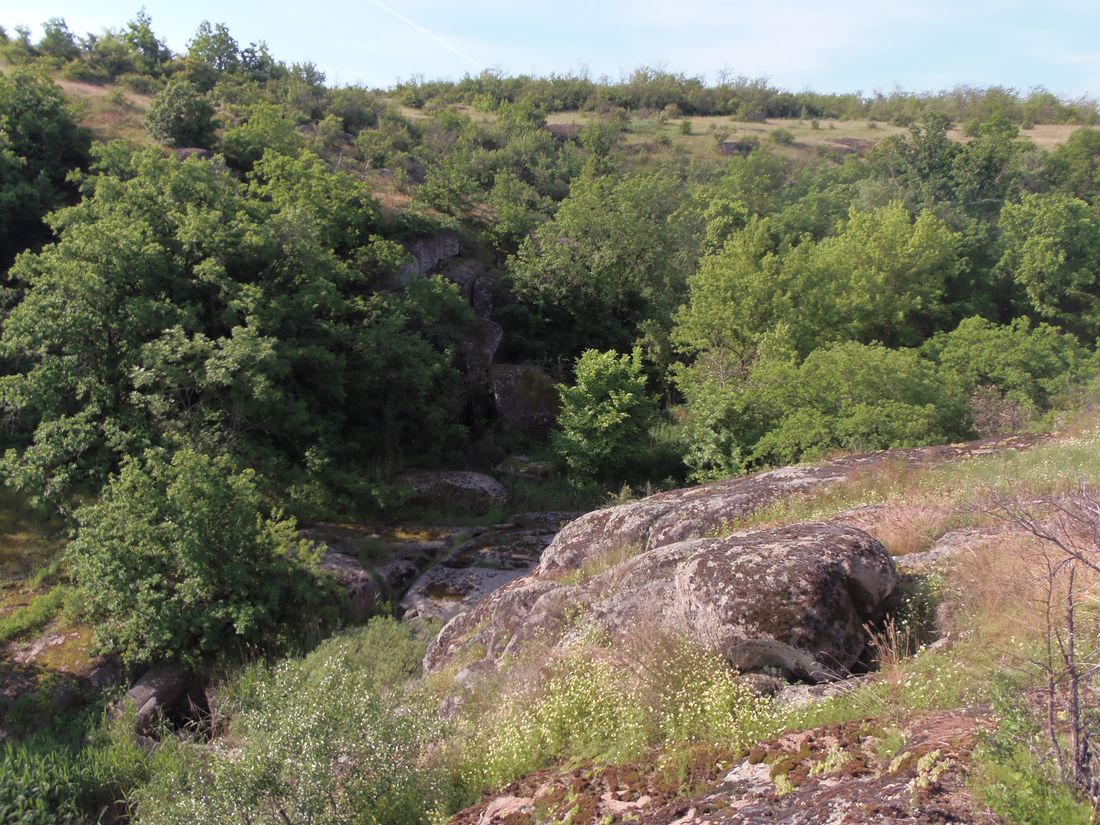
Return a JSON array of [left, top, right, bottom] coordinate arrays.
[[862, 505, 961, 557], [57, 79, 155, 146]]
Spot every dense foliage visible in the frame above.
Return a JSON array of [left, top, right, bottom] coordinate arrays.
[[68, 449, 333, 664], [2, 11, 1100, 824]]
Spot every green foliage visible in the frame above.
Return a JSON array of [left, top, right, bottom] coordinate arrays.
[[0, 586, 67, 645], [554, 348, 658, 481], [510, 171, 700, 353], [924, 316, 1087, 409], [0, 743, 83, 825], [972, 676, 1094, 825], [997, 192, 1100, 340], [0, 146, 468, 510], [460, 641, 778, 794], [748, 342, 968, 464], [0, 70, 90, 267], [144, 79, 216, 147], [220, 102, 304, 168], [131, 618, 449, 825], [67, 448, 333, 665]]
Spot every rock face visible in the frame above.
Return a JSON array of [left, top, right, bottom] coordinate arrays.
[[489, 364, 561, 440], [425, 522, 896, 681], [538, 433, 1045, 576], [377, 230, 461, 290], [397, 470, 508, 515]]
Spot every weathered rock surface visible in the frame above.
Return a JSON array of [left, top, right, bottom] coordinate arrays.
[[402, 512, 578, 624], [377, 230, 461, 290], [304, 523, 461, 621], [538, 434, 1043, 576], [118, 663, 194, 735], [318, 551, 385, 621], [489, 364, 560, 440], [397, 470, 509, 515], [458, 318, 504, 384], [425, 522, 896, 680]]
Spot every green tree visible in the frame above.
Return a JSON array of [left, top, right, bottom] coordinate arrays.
[[221, 102, 304, 169], [554, 348, 657, 481], [510, 171, 700, 354], [997, 192, 1100, 340], [0, 70, 90, 268], [923, 316, 1087, 409], [144, 79, 216, 147], [0, 147, 469, 510], [187, 20, 240, 73], [747, 342, 968, 465], [123, 9, 171, 76], [68, 448, 333, 665], [36, 17, 78, 62]]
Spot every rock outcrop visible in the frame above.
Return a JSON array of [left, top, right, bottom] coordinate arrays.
[[377, 230, 461, 290], [424, 435, 1044, 682], [489, 364, 561, 440], [425, 522, 896, 681]]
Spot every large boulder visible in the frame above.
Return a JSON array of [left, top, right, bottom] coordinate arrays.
[[118, 663, 194, 735], [490, 364, 560, 440], [458, 319, 504, 384], [425, 522, 896, 681], [397, 470, 508, 515]]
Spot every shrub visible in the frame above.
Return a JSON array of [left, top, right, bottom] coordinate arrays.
[[554, 348, 658, 481], [770, 127, 794, 144], [679, 118, 692, 135], [131, 619, 448, 825], [68, 448, 334, 665], [144, 79, 215, 147]]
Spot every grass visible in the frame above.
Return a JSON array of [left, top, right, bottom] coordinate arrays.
[[0, 586, 68, 646], [0, 490, 66, 582]]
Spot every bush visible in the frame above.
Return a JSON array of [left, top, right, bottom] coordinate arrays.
[[770, 127, 795, 144], [68, 449, 335, 665], [679, 118, 692, 135], [554, 348, 658, 481], [144, 78, 215, 147], [131, 618, 449, 825]]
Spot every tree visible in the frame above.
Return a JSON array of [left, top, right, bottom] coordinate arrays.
[[0, 70, 90, 268], [221, 102, 304, 169], [123, 9, 171, 76], [0, 147, 469, 511], [145, 79, 216, 147], [997, 192, 1100, 341], [187, 20, 239, 73], [554, 348, 657, 481], [923, 316, 1087, 411], [36, 17, 78, 62], [510, 171, 700, 354], [68, 449, 333, 665], [746, 342, 968, 465]]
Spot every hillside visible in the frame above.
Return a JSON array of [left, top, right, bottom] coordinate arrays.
[[2, 12, 1100, 825]]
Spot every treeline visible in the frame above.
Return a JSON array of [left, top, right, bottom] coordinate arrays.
[[394, 68, 1098, 125]]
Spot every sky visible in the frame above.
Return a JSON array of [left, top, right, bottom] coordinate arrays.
[[2, 0, 1099, 98]]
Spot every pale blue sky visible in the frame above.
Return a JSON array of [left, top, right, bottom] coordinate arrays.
[[2, 1, 1098, 98]]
